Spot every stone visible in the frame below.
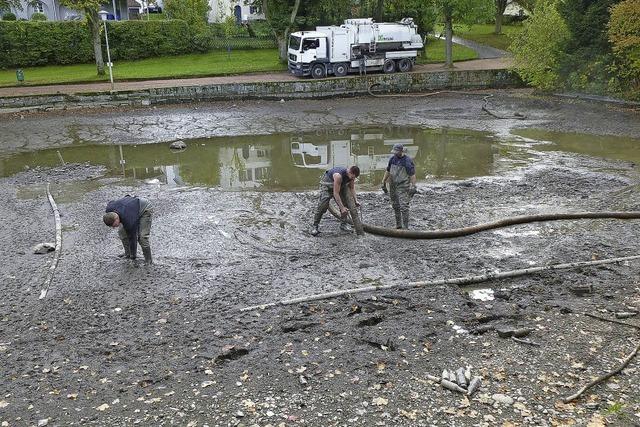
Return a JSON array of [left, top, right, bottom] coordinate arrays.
[[33, 243, 55, 254], [569, 284, 593, 296], [467, 376, 482, 396], [615, 312, 638, 319], [38, 420, 49, 427], [169, 140, 187, 150], [492, 393, 514, 405]]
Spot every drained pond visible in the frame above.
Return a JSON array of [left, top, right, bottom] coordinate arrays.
[[1, 93, 639, 426]]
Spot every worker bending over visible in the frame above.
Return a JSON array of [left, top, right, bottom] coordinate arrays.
[[381, 143, 417, 229], [103, 195, 153, 264], [310, 165, 360, 236]]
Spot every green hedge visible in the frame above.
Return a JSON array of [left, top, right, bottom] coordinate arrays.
[[0, 21, 94, 68], [0, 20, 274, 68], [106, 20, 191, 60]]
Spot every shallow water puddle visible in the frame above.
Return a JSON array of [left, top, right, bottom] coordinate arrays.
[[0, 127, 507, 190], [2, 127, 639, 191]]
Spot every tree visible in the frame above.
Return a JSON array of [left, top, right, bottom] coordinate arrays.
[[494, 0, 508, 34], [252, 0, 301, 62], [510, 0, 569, 90], [59, 0, 106, 75], [432, 0, 493, 67], [164, 0, 210, 31], [0, 0, 20, 13], [386, 0, 437, 36], [608, 0, 640, 98]]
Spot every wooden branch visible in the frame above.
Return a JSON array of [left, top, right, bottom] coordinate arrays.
[[239, 254, 640, 311], [563, 340, 640, 403], [39, 183, 62, 299], [583, 313, 640, 330], [512, 336, 541, 346]]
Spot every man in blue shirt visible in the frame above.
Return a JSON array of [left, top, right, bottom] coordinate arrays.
[[381, 143, 417, 229], [103, 195, 153, 264], [310, 165, 361, 236]]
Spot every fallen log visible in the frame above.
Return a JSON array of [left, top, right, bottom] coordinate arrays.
[[39, 183, 62, 300], [239, 254, 640, 311]]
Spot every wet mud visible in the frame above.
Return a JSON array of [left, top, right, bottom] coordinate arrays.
[[1, 90, 640, 426]]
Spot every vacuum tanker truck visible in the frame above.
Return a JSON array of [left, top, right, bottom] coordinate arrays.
[[288, 18, 424, 78]]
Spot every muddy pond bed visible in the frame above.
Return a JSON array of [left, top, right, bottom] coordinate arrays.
[[1, 90, 640, 426]]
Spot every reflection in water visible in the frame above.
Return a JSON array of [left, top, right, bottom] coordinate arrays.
[[512, 129, 640, 165], [11, 126, 632, 191]]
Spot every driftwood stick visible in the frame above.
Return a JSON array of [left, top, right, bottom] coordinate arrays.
[[563, 340, 640, 403], [239, 254, 640, 311], [583, 313, 640, 330], [39, 183, 62, 300], [512, 336, 541, 346]]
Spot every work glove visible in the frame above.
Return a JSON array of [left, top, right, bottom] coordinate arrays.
[[381, 184, 388, 194], [409, 185, 417, 196]]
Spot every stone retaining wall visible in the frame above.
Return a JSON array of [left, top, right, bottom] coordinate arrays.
[[0, 69, 523, 112]]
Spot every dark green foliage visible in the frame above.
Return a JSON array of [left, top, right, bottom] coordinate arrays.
[[2, 12, 16, 20], [556, 0, 617, 93], [30, 12, 47, 20], [105, 20, 191, 60], [0, 21, 93, 68], [0, 20, 275, 68]]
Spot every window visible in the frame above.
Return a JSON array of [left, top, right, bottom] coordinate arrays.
[[289, 35, 301, 51], [249, 5, 257, 14], [302, 38, 319, 51], [33, 2, 44, 13]]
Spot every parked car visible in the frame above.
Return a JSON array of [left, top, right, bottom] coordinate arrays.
[[144, 3, 162, 13]]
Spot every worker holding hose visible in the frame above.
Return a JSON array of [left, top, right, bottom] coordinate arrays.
[[381, 143, 417, 229], [310, 165, 361, 236], [103, 195, 153, 264]]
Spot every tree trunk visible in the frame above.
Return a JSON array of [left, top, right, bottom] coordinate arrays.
[[375, 0, 384, 22], [87, 10, 105, 75], [277, 33, 288, 62], [494, 10, 503, 34], [494, 0, 507, 34], [444, 14, 453, 68]]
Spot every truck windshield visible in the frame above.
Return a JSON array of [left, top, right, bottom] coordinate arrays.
[[289, 35, 301, 51]]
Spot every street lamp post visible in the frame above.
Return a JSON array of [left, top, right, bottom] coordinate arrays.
[[98, 10, 115, 92]]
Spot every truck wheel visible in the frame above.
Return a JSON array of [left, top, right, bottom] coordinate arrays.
[[334, 63, 348, 77], [383, 59, 396, 73], [311, 64, 326, 79], [398, 58, 413, 72]]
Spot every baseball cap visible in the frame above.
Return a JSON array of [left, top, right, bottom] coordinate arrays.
[[391, 143, 405, 153]]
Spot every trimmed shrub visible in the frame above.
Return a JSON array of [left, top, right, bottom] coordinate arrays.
[[31, 12, 47, 21], [2, 12, 17, 21], [106, 20, 191, 60], [0, 19, 275, 68], [0, 21, 93, 68]]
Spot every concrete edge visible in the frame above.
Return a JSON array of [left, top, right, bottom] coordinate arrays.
[[0, 68, 524, 114]]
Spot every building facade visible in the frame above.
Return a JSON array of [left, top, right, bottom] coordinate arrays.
[[208, 0, 263, 23]]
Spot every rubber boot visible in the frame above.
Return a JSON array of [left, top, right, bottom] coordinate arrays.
[[394, 211, 402, 229], [120, 240, 131, 258], [402, 212, 409, 229], [142, 247, 153, 265]]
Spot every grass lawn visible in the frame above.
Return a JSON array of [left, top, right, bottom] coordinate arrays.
[[434, 23, 524, 51], [0, 40, 478, 87], [0, 49, 285, 87], [418, 36, 478, 64]]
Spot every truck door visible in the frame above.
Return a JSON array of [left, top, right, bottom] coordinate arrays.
[[302, 38, 327, 61]]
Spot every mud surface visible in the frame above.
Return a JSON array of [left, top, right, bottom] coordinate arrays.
[[1, 91, 640, 426]]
